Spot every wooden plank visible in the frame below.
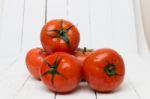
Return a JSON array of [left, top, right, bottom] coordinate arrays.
[[124, 55, 150, 99], [0, 0, 24, 69], [90, 0, 113, 49], [21, 0, 45, 54], [111, 0, 138, 54], [0, 0, 4, 33], [0, 0, 53, 99], [47, 0, 67, 21], [13, 0, 56, 99], [0, 56, 29, 99], [67, 0, 92, 48], [15, 76, 55, 99]]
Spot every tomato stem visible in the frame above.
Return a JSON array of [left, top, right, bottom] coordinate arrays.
[[47, 20, 75, 46], [41, 56, 66, 88], [77, 47, 93, 54], [104, 62, 118, 77]]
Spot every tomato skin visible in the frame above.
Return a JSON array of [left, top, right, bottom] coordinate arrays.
[[74, 48, 93, 80], [26, 48, 48, 79], [74, 48, 93, 65], [40, 52, 81, 93], [83, 48, 125, 92], [40, 19, 80, 54]]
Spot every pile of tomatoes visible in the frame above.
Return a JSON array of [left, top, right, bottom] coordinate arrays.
[[26, 19, 125, 93]]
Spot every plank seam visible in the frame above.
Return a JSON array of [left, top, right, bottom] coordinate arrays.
[[45, 0, 47, 24], [95, 91, 97, 99], [66, 0, 69, 18], [88, 0, 92, 48], [128, 78, 141, 99], [13, 75, 31, 99], [20, 0, 26, 53], [54, 93, 57, 99], [0, 56, 19, 74]]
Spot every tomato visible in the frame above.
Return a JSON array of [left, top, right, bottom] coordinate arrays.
[[74, 47, 93, 81], [40, 52, 81, 93], [40, 19, 80, 54], [26, 48, 48, 79], [83, 48, 125, 92], [74, 47, 93, 65]]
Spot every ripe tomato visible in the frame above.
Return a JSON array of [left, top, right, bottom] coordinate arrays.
[[40, 52, 81, 93], [40, 19, 80, 54], [74, 47, 93, 65], [83, 48, 125, 92], [74, 47, 93, 81], [26, 48, 48, 79]]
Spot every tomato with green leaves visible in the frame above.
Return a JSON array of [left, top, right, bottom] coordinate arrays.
[[83, 48, 125, 92], [74, 47, 93, 65], [40, 52, 81, 93], [26, 48, 48, 79], [74, 47, 93, 81], [40, 19, 80, 54]]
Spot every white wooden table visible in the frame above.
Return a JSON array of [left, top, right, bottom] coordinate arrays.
[[0, 0, 150, 99]]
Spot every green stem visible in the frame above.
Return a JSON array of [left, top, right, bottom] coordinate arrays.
[[47, 20, 74, 46], [104, 62, 118, 77], [41, 56, 66, 88]]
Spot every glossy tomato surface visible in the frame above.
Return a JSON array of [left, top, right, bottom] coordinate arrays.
[[74, 47, 93, 65], [74, 47, 93, 80], [40, 52, 81, 93], [40, 19, 80, 54], [83, 48, 125, 92], [26, 48, 48, 79]]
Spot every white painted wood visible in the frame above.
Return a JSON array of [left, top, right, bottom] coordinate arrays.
[[109, 0, 138, 54], [47, 0, 67, 21], [56, 82, 96, 99], [0, 0, 52, 99], [13, 0, 56, 99], [0, 0, 4, 34], [124, 55, 150, 99], [0, 0, 24, 71], [90, 0, 113, 49], [0, 55, 29, 99], [21, 0, 45, 54], [15, 76, 55, 99], [67, 0, 92, 48]]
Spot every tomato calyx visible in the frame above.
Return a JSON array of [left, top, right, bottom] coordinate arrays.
[[47, 20, 75, 45], [37, 48, 47, 54], [41, 56, 66, 87], [104, 62, 118, 77], [77, 47, 93, 54]]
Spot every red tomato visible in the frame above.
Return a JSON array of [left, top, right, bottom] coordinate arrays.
[[74, 47, 93, 81], [40, 19, 80, 54], [40, 52, 81, 93], [74, 47, 93, 65], [83, 48, 125, 92], [26, 48, 48, 79]]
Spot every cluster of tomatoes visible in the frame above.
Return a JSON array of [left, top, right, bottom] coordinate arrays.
[[26, 19, 125, 93]]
